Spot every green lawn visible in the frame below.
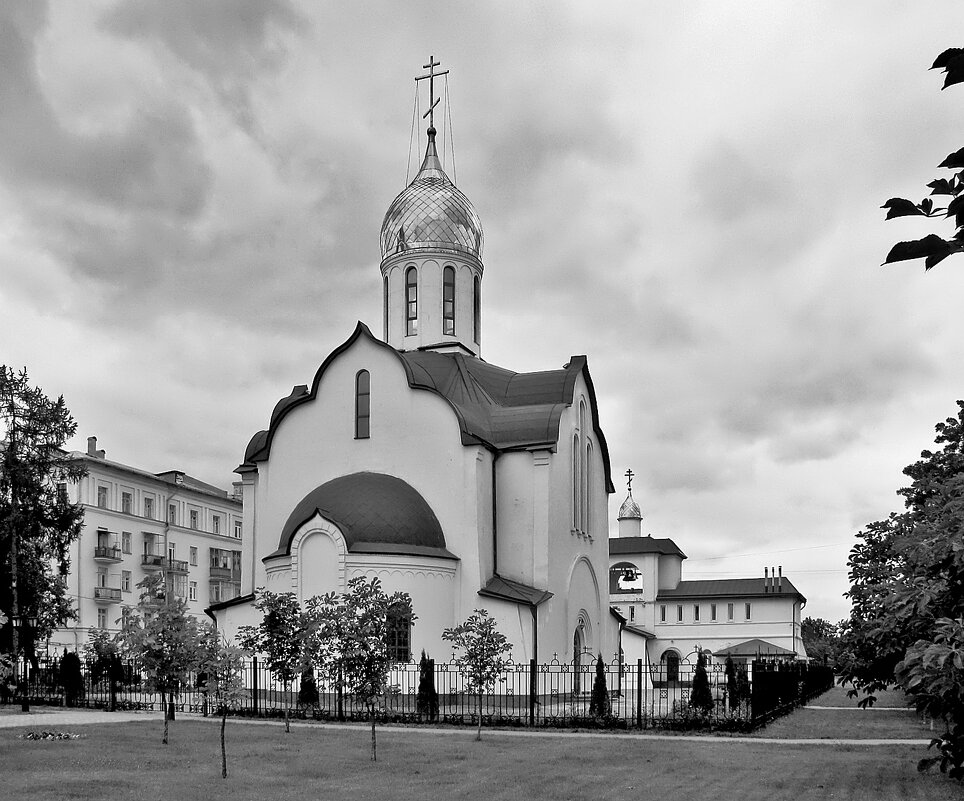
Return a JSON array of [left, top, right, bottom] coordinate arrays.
[[0, 713, 951, 801]]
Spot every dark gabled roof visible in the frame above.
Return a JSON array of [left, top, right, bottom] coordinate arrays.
[[609, 537, 686, 559], [478, 574, 553, 607], [205, 592, 255, 616], [712, 639, 797, 658], [237, 322, 614, 493], [656, 578, 805, 603], [267, 472, 456, 561]]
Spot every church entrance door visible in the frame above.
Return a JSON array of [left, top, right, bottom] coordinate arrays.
[[573, 627, 583, 694]]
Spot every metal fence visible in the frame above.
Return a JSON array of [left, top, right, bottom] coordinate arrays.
[[3, 652, 833, 731]]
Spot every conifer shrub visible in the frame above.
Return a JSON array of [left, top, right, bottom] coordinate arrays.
[[689, 650, 713, 715], [298, 667, 319, 708], [588, 654, 611, 721], [416, 650, 439, 722]]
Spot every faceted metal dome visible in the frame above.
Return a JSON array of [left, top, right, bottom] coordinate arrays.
[[380, 128, 483, 259], [617, 491, 642, 520]]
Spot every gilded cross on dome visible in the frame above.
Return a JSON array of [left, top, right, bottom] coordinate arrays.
[[625, 468, 634, 494], [415, 55, 449, 130]]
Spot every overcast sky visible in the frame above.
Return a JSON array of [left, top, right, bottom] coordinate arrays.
[[4, 1, 964, 623]]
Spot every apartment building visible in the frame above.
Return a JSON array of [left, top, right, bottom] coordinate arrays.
[[50, 436, 242, 652]]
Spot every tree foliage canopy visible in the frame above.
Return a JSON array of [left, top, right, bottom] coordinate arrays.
[[0, 366, 86, 657], [839, 400, 964, 779], [882, 49, 964, 269]]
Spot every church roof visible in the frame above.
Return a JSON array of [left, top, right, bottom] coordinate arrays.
[[712, 639, 797, 658], [238, 322, 616, 493], [656, 577, 805, 603], [380, 128, 484, 260], [609, 537, 686, 558], [479, 574, 553, 607], [268, 472, 456, 561]]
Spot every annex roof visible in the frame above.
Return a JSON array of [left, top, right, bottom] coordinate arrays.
[[609, 537, 686, 559], [712, 639, 797, 658], [656, 577, 805, 603], [268, 472, 456, 561], [479, 574, 553, 607]]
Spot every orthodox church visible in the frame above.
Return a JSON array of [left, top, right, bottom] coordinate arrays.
[[211, 62, 615, 664]]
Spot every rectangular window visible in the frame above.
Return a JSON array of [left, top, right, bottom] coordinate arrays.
[[168, 543, 176, 562], [659, 605, 666, 623], [57, 482, 68, 502], [677, 605, 683, 622], [122, 531, 132, 554], [745, 603, 752, 621], [122, 570, 132, 593], [121, 492, 132, 514], [385, 610, 411, 662], [234, 520, 242, 539], [171, 574, 187, 599], [97, 485, 109, 508], [97, 567, 108, 588], [144, 497, 154, 520], [693, 604, 700, 622], [189, 509, 199, 530], [629, 605, 635, 622], [97, 608, 107, 629], [710, 603, 717, 621], [727, 603, 734, 621], [212, 515, 220, 535], [189, 581, 197, 602], [189, 546, 198, 566], [168, 503, 177, 524]]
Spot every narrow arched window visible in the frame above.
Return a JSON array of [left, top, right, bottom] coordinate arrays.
[[383, 276, 389, 342], [572, 433, 580, 530], [473, 275, 481, 344], [443, 265, 455, 336], [585, 441, 593, 534], [405, 267, 418, 336], [579, 401, 588, 532], [355, 370, 370, 439]]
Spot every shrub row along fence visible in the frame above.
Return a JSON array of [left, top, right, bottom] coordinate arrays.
[[4, 653, 833, 731]]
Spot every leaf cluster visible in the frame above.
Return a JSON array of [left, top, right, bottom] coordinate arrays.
[[442, 609, 512, 695]]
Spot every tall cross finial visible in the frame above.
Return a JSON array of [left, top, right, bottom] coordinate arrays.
[[415, 55, 449, 131], [625, 468, 634, 494]]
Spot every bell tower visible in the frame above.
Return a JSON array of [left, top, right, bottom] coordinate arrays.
[[379, 57, 484, 356]]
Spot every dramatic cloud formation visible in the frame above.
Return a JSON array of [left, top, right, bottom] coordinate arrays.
[[3, 1, 964, 621]]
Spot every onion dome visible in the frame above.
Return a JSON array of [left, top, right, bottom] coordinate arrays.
[[380, 127, 483, 259], [618, 491, 642, 520]]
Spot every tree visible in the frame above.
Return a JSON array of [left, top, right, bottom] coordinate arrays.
[[689, 650, 713, 715], [416, 650, 439, 722], [588, 653, 611, 722], [801, 617, 844, 667], [442, 609, 512, 742], [881, 49, 964, 269], [0, 366, 86, 665], [59, 649, 84, 707], [116, 573, 203, 744], [839, 401, 964, 780], [297, 667, 319, 709], [725, 655, 739, 709], [197, 625, 247, 779], [237, 589, 308, 735], [87, 629, 125, 711], [307, 577, 413, 761]]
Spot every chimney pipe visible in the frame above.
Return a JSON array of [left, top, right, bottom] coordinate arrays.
[[778, 565, 783, 593], [87, 436, 97, 456], [764, 566, 769, 593]]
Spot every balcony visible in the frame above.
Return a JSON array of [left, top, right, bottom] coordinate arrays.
[[93, 545, 122, 563], [209, 565, 241, 581], [168, 559, 189, 574], [142, 553, 166, 570], [209, 581, 241, 605], [93, 587, 122, 603]]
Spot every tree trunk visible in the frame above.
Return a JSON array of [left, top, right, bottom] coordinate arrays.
[[476, 692, 483, 742], [284, 680, 290, 733], [370, 705, 377, 762], [162, 689, 169, 744], [220, 708, 227, 779]]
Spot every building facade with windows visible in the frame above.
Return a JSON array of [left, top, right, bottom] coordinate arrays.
[[49, 436, 243, 652], [211, 106, 615, 664], [609, 488, 807, 672]]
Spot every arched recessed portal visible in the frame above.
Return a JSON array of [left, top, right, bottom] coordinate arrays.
[[573, 612, 591, 694], [661, 649, 680, 683]]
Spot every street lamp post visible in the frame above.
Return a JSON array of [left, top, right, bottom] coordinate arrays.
[[10, 614, 37, 713]]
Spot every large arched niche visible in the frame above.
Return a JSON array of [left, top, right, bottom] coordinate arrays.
[[567, 556, 600, 654], [290, 513, 347, 602]]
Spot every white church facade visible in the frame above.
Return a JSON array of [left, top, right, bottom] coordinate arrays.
[[211, 75, 616, 664]]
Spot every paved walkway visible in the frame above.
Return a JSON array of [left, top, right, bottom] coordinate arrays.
[[0, 707, 931, 745]]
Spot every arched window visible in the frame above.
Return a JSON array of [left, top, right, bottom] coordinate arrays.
[[585, 441, 593, 534], [579, 401, 588, 532], [405, 267, 418, 336], [355, 370, 370, 439], [473, 275, 481, 344], [572, 433, 580, 530], [443, 265, 455, 336], [383, 276, 389, 341]]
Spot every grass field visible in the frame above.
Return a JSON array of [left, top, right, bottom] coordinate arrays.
[[0, 702, 952, 801]]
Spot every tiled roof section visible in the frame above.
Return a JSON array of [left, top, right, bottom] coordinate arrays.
[[656, 578, 805, 603], [269, 472, 450, 559], [712, 639, 797, 658], [609, 537, 686, 559], [479, 574, 553, 607], [237, 323, 615, 494]]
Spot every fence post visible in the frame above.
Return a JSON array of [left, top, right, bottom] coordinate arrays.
[[636, 659, 643, 729], [527, 659, 536, 726], [252, 655, 259, 716]]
